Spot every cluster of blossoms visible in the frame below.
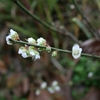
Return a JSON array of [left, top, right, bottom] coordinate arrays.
[[6, 29, 82, 60], [18, 45, 40, 60], [17, 37, 48, 60], [47, 80, 61, 93], [35, 81, 61, 96], [35, 81, 47, 96], [6, 29, 53, 61]]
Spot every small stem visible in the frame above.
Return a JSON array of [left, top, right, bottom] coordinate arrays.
[[51, 47, 71, 54], [12, 0, 58, 33], [12, 39, 100, 59], [11, 39, 46, 48]]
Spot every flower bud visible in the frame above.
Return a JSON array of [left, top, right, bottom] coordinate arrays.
[[52, 51, 57, 57], [46, 46, 51, 53], [40, 82, 47, 89], [27, 37, 36, 44], [6, 29, 19, 45], [37, 37, 46, 46]]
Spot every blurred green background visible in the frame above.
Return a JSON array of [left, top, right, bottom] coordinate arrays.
[[0, 0, 100, 100]]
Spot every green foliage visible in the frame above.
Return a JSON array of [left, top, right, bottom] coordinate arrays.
[[46, 0, 58, 12], [0, 95, 27, 100], [95, 0, 100, 10], [72, 57, 100, 99], [72, 57, 100, 84], [72, 18, 92, 38]]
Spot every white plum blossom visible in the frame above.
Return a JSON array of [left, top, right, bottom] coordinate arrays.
[[18, 47, 26, 54], [6, 35, 12, 45], [27, 37, 36, 44], [34, 54, 40, 60], [35, 89, 41, 96], [37, 37, 46, 46], [54, 86, 61, 91], [46, 46, 51, 53], [29, 51, 35, 56], [18, 46, 29, 58], [8, 29, 17, 36], [48, 80, 61, 93], [52, 81, 58, 86], [40, 82, 47, 89], [52, 51, 57, 57], [70, 4, 75, 9], [72, 44, 82, 59], [30, 51, 40, 60], [21, 52, 28, 58], [18, 46, 40, 60], [29, 46, 40, 60], [52, 81, 61, 92], [6, 29, 19, 45], [88, 72, 93, 78], [47, 87, 55, 94]]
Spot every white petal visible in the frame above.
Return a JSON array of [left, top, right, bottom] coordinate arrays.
[[40, 82, 47, 89], [21, 52, 28, 58], [18, 47, 26, 54], [72, 44, 82, 59], [35, 90, 40, 96], [72, 44, 79, 50], [10, 29, 17, 36], [27, 37, 36, 44], [30, 51, 35, 56], [6, 35, 10, 41], [47, 87, 54, 94], [6, 36, 12, 45], [52, 81, 58, 86], [18, 49, 23, 54], [35, 54, 40, 60], [6, 41, 12, 45], [37, 37, 46, 45], [54, 86, 61, 91], [88, 72, 93, 78]]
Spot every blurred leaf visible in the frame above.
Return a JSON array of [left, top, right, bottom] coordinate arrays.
[[95, 0, 100, 10], [72, 18, 92, 38], [30, 0, 38, 10], [0, 0, 13, 12], [0, 97, 6, 100], [46, 0, 58, 12], [7, 23, 37, 37]]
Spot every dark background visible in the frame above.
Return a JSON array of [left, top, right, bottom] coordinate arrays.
[[0, 0, 100, 100]]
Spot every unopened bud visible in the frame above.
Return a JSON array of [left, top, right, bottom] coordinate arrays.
[[52, 51, 57, 57], [46, 46, 51, 53]]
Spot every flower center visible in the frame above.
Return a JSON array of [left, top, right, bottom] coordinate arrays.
[[74, 50, 79, 55]]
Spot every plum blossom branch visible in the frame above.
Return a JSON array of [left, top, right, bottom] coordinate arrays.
[[11, 39, 72, 54], [6, 29, 100, 59], [12, 39, 100, 59]]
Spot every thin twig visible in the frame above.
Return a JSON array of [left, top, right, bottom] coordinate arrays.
[[12, 0, 80, 44], [12, 39, 100, 59], [71, 0, 100, 40]]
